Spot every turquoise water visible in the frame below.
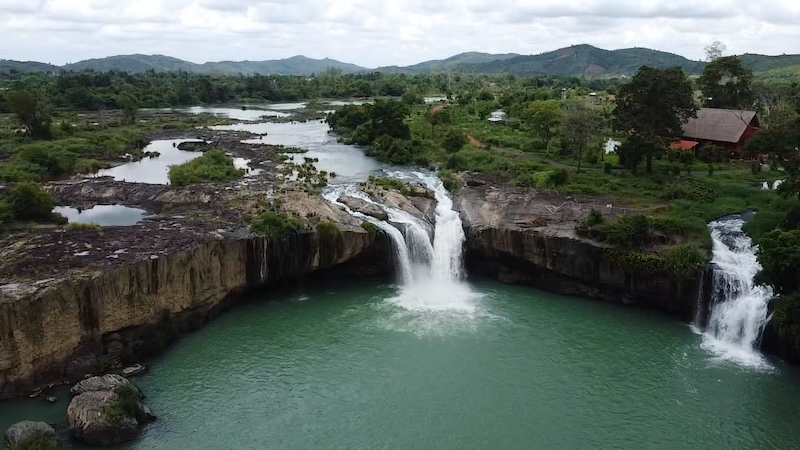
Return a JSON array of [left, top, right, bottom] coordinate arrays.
[[5, 279, 798, 449]]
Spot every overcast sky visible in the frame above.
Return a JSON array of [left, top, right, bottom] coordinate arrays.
[[1, 0, 798, 67]]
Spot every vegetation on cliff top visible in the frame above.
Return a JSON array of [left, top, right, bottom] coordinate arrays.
[[250, 211, 303, 239], [168, 149, 246, 186]]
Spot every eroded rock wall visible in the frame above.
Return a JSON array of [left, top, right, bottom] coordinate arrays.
[[0, 229, 376, 399], [459, 183, 703, 317]]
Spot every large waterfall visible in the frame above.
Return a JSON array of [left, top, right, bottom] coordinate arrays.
[[323, 172, 478, 314], [700, 216, 774, 369]]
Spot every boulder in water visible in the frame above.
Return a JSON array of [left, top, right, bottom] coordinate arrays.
[[4, 421, 58, 450], [338, 196, 388, 221], [67, 375, 156, 446], [71, 374, 137, 396]]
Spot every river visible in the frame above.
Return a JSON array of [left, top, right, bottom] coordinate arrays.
[[3, 106, 800, 449], [3, 279, 799, 449]]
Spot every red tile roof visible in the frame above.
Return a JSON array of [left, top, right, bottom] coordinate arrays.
[[671, 140, 699, 151]]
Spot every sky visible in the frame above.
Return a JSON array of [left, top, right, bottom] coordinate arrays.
[[1, 0, 799, 68]]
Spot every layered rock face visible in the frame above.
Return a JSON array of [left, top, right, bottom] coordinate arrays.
[[0, 227, 377, 399], [459, 182, 702, 318]]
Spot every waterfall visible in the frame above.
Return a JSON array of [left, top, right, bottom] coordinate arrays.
[[699, 216, 774, 369], [414, 171, 466, 280], [324, 172, 478, 313], [322, 186, 415, 285]]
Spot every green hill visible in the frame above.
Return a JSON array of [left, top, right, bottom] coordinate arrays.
[[4, 46, 800, 78], [200, 56, 366, 75], [59, 54, 366, 75], [738, 54, 800, 73], [376, 52, 519, 73], [63, 54, 199, 73], [0, 60, 60, 73], [459, 44, 706, 76]]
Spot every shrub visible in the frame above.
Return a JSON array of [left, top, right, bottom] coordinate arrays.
[[662, 178, 717, 202], [251, 211, 303, 239], [550, 168, 568, 187], [168, 150, 246, 186], [367, 176, 412, 195], [439, 169, 461, 193], [317, 221, 342, 240], [594, 215, 651, 249], [442, 128, 468, 153], [661, 244, 709, 277], [104, 384, 140, 425], [603, 162, 612, 174], [14, 431, 61, 450], [361, 221, 378, 239], [74, 158, 108, 174], [67, 222, 103, 232], [578, 209, 605, 231], [8, 182, 56, 221]]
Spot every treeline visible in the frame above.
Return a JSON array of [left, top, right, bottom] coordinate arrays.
[[0, 70, 628, 114]]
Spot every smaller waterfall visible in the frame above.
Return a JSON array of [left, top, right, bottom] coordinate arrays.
[[700, 216, 774, 369]]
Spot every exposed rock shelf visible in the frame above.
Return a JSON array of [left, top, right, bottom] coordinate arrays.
[[459, 180, 703, 317]]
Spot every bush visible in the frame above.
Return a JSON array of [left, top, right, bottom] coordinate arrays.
[[8, 182, 56, 221], [439, 169, 461, 193], [14, 431, 62, 450], [168, 150, 246, 186], [67, 222, 103, 231], [603, 162, 612, 174], [74, 158, 108, 174], [550, 168, 568, 187], [317, 221, 342, 240], [662, 178, 718, 202], [442, 128, 468, 153], [593, 215, 651, 249], [578, 209, 605, 230], [367, 176, 412, 195], [361, 221, 378, 239], [661, 244, 709, 277], [251, 211, 303, 239], [104, 384, 140, 425]]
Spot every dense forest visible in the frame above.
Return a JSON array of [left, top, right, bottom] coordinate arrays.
[[0, 70, 629, 112]]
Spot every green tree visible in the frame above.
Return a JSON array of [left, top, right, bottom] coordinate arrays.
[[8, 182, 57, 221], [562, 104, 602, 172], [119, 94, 139, 124], [615, 66, 697, 173], [428, 106, 451, 135], [525, 100, 564, 154], [698, 56, 754, 109], [756, 230, 800, 301], [442, 128, 468, 153], [8, 90, 53, 139], [401, 88, 423, 106]]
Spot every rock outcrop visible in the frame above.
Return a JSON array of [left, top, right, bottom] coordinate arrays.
[[459, 182, 703, 318], [4, 421, 58, 450], [67, 375, 155, 446], [338, 196, 389, 221]]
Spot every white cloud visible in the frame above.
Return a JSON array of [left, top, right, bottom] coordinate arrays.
[[0, 0, 797, 67]]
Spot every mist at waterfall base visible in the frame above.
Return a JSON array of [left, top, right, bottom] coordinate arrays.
[[697, 216, 775, 370]]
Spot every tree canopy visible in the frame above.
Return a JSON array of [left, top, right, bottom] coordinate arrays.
[[614, 66, 697, 172], [698, 56, 754, 109]]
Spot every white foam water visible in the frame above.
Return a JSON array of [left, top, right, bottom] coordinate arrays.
[[324, 172, 482, 318], [700, 217, 774, 370]]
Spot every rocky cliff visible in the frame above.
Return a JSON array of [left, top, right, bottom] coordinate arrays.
[[458, 181, 703, 317], [0, 227, 381, 399]]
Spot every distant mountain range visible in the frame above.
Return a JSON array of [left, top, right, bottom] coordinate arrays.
[[2, 45, 800, 77]]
